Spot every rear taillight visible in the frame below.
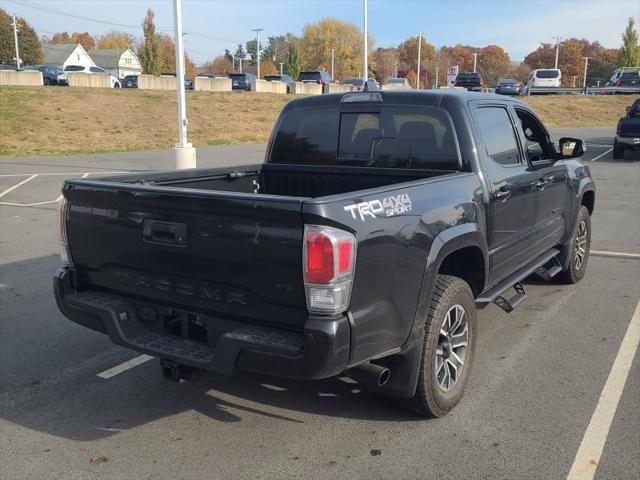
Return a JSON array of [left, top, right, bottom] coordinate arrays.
[[303, 225, 356, 315], [58, 197, 73, 266]]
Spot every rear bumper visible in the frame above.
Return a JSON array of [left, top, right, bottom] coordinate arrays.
[[54, 267, 350, 380], [616, 136, 640, 148]]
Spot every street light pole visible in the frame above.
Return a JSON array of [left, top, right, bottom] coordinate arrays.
[[472, 52, 478, 73], [416, 32, 422, 89], [554, 36, 561, 69], [280, 62, 284, 75], [331, 48, 335, 80], [11, 15, 21, 70], [172, 0, 195, 169], [251, 28, 263, 78], [363, 0, 368, 84], [582, 57, 590, 89]]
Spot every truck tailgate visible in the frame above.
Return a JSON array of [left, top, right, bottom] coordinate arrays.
[[64, 181, 309, 330]]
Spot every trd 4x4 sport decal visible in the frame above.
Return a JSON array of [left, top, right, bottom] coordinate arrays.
[[344, 193, 413, 221]]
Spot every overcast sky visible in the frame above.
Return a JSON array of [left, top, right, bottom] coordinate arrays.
[[4, 0, 640, 63]]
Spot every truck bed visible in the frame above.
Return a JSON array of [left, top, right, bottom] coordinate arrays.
[[95, 163, 455, 198]]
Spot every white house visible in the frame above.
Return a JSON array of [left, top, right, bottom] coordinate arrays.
[[42, 43, 96, 69], [89, 48, 142, 79]]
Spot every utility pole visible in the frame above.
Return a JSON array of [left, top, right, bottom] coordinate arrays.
[[434, 64, 439, 89], [472, 52, 479, 73], [11, 15, 21, 70], [279, 62, 284, 75], [363, 0, 368, 84], [252, 28, 263, 78], [331, 48, 335, 80], [416, 32, 422, 89], [582, 57, 590, 89], [554, 36, 561, 69], [394, 58, 398, 78], [172, 0, 195, 169]]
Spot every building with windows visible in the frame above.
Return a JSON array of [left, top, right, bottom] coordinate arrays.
[[88, 48, 142, 79]]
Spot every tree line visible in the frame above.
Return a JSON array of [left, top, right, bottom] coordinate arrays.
[[1, 7, 638, 87]]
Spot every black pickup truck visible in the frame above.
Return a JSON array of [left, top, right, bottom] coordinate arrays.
[[55, 90, 595, 417], [614, 97, 640, 159]]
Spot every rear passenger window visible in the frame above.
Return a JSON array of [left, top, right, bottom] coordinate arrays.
[[475, 107, 521, 166], [339, 113, 380, 159]]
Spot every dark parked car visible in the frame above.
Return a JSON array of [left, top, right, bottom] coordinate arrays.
[[614, 98, 640, 159], [121, 75, 139, 88], [264, 74, 295, 93], [495, 78, 523, 96], [343, 78, 380, 91], [298, 70, 332, 85], [55, 90, 594, 418], [614, 71, 640, 88], [22, 64, 67, 85], [229, 72, 257, 91], [454, 72, 483, 91]]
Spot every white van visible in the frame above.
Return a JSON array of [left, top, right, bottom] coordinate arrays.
[[527, 69, 561, 88]]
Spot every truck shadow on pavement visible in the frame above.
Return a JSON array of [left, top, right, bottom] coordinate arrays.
[[0, 254, 422, 442]]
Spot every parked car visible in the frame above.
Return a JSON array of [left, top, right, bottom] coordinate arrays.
[[63, 65, 120, 88], [343, 78, 379, 91], [22, 64, 67, 85], [228, 72, 257, 91], [55, 89, 595, 418], [613, 71, 640, 88], [195, 73, 220, 78], [606, 67, 640, 87], [495, 78, 523, 96], [0, 64, 15, 70], [614, 97, 640, 159], [298, 70, 332, 85], [264, 74, 295, 93], [121, 75, 139, 88], [161, 72, 193, 90], [382, 77, 412, 90], [526, 69, 562, 89], [454, 72, 483, 91]]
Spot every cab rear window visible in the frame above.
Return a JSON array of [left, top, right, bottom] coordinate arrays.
[[269, 106, 461, 170]]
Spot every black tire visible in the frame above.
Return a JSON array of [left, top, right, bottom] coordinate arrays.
[[613, 141, 625, 160], [396, 275, 476, 417], [557, 206, 591, 284]]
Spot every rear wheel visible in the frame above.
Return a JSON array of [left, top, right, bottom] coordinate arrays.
[[557, 206, 591, 284], [613, 140, 625, 159], [396, 275, 476, 417]]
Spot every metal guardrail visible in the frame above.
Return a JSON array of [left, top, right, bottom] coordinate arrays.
[[526, 86, 640, 95]]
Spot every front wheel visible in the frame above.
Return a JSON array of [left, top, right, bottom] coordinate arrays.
[[396, 275, 477, 417], [557, 206, 591, 284]]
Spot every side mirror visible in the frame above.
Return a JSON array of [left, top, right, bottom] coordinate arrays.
[[559, 137, 586, 159]]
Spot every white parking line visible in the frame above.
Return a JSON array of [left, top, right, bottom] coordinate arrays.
[[567, 300, 640, 480], [589, 148, 613, 162], [96, 354, 154, 379], [585, 144, 613, 148], [0, 172, 91, 207], [591, 250, 640, 260], [0, 174, 38, 199]]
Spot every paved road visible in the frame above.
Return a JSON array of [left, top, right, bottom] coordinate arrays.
[[1, 129, 638, 479]]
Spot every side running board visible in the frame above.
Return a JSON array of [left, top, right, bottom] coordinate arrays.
[[476, 248, 561, 313]]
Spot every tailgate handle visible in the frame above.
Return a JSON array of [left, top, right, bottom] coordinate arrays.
[[142, 220, 187, 246]]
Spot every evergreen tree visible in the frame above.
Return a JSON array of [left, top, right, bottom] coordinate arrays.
[[619, 17, 640, 67], [0, 8, 42, 66], [138, 8, 161, 75]]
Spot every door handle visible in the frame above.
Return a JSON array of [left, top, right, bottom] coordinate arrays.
[[494, 189, 511, 201]]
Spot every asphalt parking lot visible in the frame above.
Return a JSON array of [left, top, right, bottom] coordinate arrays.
[[1, 127, 638, 480]]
